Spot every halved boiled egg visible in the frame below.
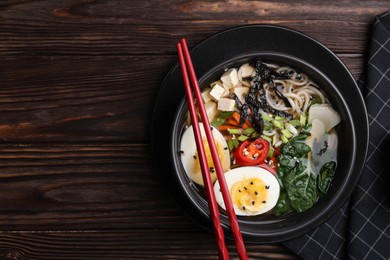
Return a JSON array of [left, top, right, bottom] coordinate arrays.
[[180, 123, 231, 186], [213, 166, 280, 216]]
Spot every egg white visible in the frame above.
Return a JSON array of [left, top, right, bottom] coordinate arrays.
[[180, 123, 231, 186], [213, 166, 280, 216]]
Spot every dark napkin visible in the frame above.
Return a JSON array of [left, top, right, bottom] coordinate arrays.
[[284, 12, 390, 260]]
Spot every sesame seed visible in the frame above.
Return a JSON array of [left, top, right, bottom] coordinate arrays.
[[265, 185, 270, 189]]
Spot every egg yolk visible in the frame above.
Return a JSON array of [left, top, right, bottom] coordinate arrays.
[[193, 138, 226, 174], [230, 177, 268, 214]]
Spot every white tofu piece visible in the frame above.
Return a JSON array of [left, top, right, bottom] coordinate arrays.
[[232, 87, 249, 104], [220, 68, 239, 89], [209, 83, 226, 102], [205, 100, 218, 121], [217, 97, 236, 112], [201, 87, 212, 103]]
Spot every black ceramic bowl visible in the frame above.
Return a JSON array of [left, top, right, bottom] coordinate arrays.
[[151, 25, 368, 243]]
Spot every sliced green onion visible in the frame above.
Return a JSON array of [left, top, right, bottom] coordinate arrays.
[[281, 129, 293, 139], [289, 119, 301, 127], [272, 119, 284, 129], [264, 125, 271, 131], [227, 139, 234, 151], [285, 123, 298, 136], [300, 113, 307, 126], [268, 147, 274, 158], [281, 134, 289, 143], [228, 128, 242, 135], [275, 116, 286, 121], [243, 127, 256, 135], [261, 135, 272, 142], [272, 134, 278, 146], [232, 138, 239, 149], [262, 113, 273, 122], [238, 135, 249, 142]]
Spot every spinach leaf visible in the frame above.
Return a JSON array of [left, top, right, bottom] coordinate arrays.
[[281, 140, 311, 156], [274, 189, 292, 216], [279, 154, 297, 168], [275, 132, 337, 214], [317, 161, 336, 195], [284, 161, 318, 212], [276, 136, 318, 213]]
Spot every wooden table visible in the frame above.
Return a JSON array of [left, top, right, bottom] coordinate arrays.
[[1, 1, 389, 259]]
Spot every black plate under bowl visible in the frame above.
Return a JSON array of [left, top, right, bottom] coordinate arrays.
[[151, 25, 368, 243]]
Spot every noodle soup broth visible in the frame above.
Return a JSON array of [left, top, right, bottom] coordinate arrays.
[[177, 55, 342, 220]]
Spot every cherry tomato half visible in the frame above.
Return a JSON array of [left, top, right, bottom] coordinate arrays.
[[233, 138, 270, 166]]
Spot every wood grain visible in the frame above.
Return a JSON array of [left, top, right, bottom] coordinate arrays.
[[0, 0, 388, 55], [0, 232, 299, 259], [0, 143, 299, 258], [0, 144, 170, 230]]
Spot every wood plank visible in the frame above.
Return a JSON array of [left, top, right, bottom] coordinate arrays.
[[0, 0, 388, 55], [0, 143, 178, 230], [0, 232, 299, 259], [0, 56, 173, 142], [0, 55, 364, 142], [0, 142, 217, 233], [0, 143, 299, 258]]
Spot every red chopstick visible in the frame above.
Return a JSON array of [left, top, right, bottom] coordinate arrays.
[[177, 38, 248, 260], [177, 42, 229, 260]]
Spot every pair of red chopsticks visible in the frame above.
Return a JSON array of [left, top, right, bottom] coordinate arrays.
[[176, 38, 248, 260]]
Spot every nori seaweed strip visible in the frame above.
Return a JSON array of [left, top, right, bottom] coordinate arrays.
[[252, 59, 294, 120], [232, 59, 294, 134], [267, 81, 291, 108], [248, 103, 264, 133], [232, 93, 248, 127], [233, 93, 243, 110], [232, 93, 263, 133], [245, 79, 260, 105], [242, 76, 253, 82], [262, 106, 293, 120]]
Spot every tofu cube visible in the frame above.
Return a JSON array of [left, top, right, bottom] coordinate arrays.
[[209, 83, 226, 102], [232, 87, 249, 104], [217, 97, 236, 112], [205, 100, 218, 121], [220, 68, 239, 89]]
